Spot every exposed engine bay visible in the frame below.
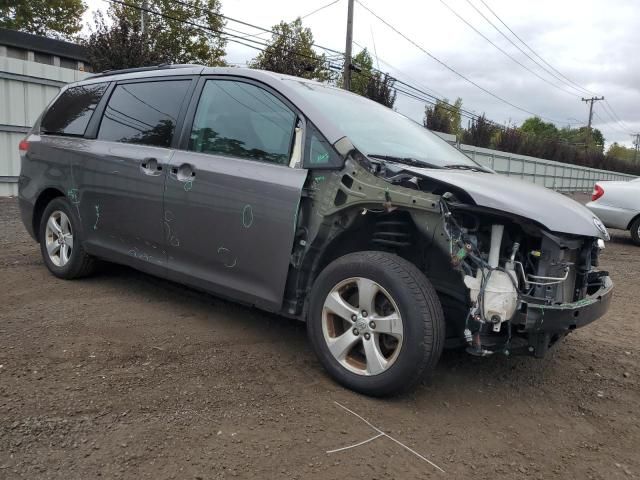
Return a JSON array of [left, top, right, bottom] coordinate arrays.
[[438, 196, 607, 357]]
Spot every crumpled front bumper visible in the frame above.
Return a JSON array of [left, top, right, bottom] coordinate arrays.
[[516, 275, 613, 357]]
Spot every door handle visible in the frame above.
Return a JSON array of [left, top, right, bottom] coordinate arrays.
[[171, 163, 196, 182], [140, 157, 163, 176]]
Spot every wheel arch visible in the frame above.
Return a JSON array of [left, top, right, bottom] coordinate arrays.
[[626, 212, 640, 231], [309, 209, 425, 288], [289, 206, 467, 326], [32, 187, 65, 241]]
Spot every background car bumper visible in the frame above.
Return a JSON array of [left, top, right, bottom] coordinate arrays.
[[586, 201, 636, 230]]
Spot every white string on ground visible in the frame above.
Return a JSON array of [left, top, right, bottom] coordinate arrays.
[[333, 401, 384, 433], [383, 434, 445, 473], [331, 401, 445, 473], [326, 433, 385, 454]]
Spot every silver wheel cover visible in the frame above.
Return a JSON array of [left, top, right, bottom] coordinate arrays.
[[45, 210, 74, 267], [322, 277, 404, 376]]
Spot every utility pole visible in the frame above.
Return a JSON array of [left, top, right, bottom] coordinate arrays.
[[343, 0, 354, 91], [141, 0, 148, 37], [581, 96, 604, 149], [632, 133, 640, 163]]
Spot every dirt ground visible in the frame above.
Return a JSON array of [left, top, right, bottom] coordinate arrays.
[[0, 195, 638, 480]]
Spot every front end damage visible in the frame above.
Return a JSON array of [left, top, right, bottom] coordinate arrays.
[[438, 199, 613, 357], [288, 146, 613, 358]]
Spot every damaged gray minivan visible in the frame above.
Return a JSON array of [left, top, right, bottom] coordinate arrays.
[[18, 65, 613, 396]]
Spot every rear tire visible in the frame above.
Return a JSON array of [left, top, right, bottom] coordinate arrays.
[[630, 217, 640, 246], [39, 197, 96, 279], [307, 251, 445, 397]]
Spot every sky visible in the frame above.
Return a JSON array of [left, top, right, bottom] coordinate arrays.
[[83, 0, 639, 147]]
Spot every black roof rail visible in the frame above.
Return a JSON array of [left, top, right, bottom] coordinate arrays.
[[87, 63, 203, 79]]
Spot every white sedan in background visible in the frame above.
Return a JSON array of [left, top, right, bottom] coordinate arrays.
[[586, 178, 640, 245]]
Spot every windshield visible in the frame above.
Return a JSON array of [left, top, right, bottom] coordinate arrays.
[[286, 80, 480, 169]]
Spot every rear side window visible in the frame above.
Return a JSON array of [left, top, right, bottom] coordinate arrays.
[[189, 80, 296, 165], [98, 80, 190, 147], [41, 83, 108, 136]]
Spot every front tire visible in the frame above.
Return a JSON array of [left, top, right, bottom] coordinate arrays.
[[39, 197, 96, 279], [307, 251, 445, 397], [630, 217, 640, 246]]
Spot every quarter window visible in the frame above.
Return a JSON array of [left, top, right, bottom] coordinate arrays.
[[98, 80, 190, 147], [305, 123, 342, 168], [41, 83, 108, 136], [189, 80, 296, 165]]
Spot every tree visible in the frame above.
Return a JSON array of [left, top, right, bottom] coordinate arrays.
[[0, 0, 86, 40], [364, 72, 397, 108], [520, 117, 559, 140], [108, 0, 226, 66], [84, 11, 170, 72], [249, 18, 330, 81], [462, 114, 495, 148], [347, 48, 374, 96], [606, 142, 636, 162], [344, 48, 396, 108], [559, 126, 604, 152], [424, 98, 462, 136]]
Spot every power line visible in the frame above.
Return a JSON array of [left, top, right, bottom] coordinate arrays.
[[348, 56, 540, 136], [110, 0, 346, 59], [352, 40, 447, 102], [351, 40, 582, 134], [231, 0, 344, 43], [355, 0, 572, 125], [168, 0, 345, 57], [349, 43, 482, 120], [438, 0, 580, 98], [111, 1, 478, 130], [592, 109, 633, 138], [478, 1, 635, 141], [462, 0, 588, 97], [476, 0, 595, 96], [107, 0, 582, 131], [301, 0, 342, 19], [602, 100, 633, 133], [221, 21, 341, 61], [105, 0, 339, 70]]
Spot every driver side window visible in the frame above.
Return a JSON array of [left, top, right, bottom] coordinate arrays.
[[189, 80, 296, 165]]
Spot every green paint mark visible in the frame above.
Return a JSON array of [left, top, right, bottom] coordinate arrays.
[[315, 152, 329, 163], [531, 297, 597, 311], [311, 175, 326, 191], [67, 188, 80, 204], [93, 205, 100, 230], [242, 204, 253, 228]]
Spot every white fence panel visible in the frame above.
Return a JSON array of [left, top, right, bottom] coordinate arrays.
[[458, 144, 636, 191]]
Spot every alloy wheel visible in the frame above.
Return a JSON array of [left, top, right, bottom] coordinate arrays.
[[45, 210, 74, 267], [322, 277, 404, 376]]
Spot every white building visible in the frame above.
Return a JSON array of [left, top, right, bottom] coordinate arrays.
[[0, 28, 90, 196]]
